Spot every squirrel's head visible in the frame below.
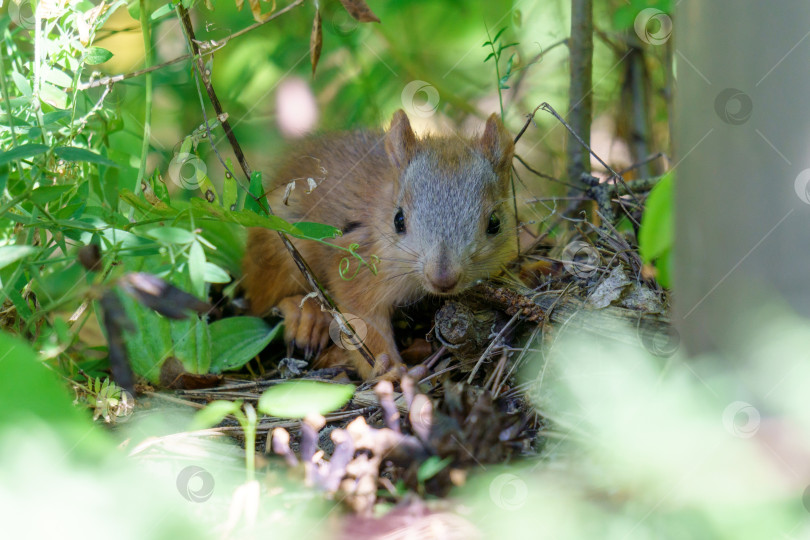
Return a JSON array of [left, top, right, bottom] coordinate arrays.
[[384, 109, 517, 296]]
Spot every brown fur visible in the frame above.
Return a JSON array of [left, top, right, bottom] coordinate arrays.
[[243, 111, 516, 380]]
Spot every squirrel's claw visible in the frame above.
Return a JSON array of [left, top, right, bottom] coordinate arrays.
[[276, 295, 332, 361]]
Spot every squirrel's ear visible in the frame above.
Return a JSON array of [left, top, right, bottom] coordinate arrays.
[[479, 113, 514, 174], [386, 109, 417, 169]]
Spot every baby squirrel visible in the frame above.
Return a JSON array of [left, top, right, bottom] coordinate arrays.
[[243, 109, 517, 380]]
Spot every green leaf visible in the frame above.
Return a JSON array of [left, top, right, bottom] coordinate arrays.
[[189, 400, 243, 430], [209, 317, 282, 373], [150, 2, 174, 20], [55, 146, 118, 167], [42, 66, 73, 88], [417, 455, 453, 483], [0, 245, 37, 270], [0, 114, 30, 127], [0, 144, 49, 165], [505, 53, 515, 74], [203, 262, 231, 283], [639, 174, 674, 288], [40, 82, 68, 109], [30, 185, 75, 205], [42, 111, 71, 126], [244, 171, 267, 214], [639, 173, 674, 263], [492, 27, 507, 44], [0, 331, 112, 455], [189, 198, 298, 234], [145, 226, 196, 244], [258, 380, 354, 418], [84, 47, 114, 65], [188, 240, 206, 297], [654, 247, 672, 288], [116, 291, 173, 384], [292, 221, 342, 240], [222, 169, 238, 210], [171, 313, 211, 375], [10, 71, 32, 98]]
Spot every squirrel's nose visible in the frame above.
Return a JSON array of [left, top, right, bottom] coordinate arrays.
[[427, 268, 460, 293]]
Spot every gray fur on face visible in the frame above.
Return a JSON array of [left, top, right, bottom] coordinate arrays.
[[393, 147, 515, 286]]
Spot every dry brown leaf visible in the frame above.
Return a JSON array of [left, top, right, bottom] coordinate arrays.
[[248, 0, 262, 21], [310, 9, 323, 77], [338, 0, 380, 23], [241, 0, 277, 22]]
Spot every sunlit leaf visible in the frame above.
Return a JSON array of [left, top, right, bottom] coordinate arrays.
[[55, 147, 118, 167], [0, 245, 37, 270], [258, 381, 355, 418], [84, 47, 114, 65], [145, 226, 196, 244]]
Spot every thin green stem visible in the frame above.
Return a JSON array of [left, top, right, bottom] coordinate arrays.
[[0, 47, 17, 145], [243, 404, 256, 482], [131, 0, 153, 215], [485, 26, 505, 118]]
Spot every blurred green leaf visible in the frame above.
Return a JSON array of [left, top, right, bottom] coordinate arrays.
[[203, 262, 231, 283], [0, 331, 112, 455], [10, 71, 32, 98], [209, 317, 282, 373], [42, 111, 71, 126], [55, 147, 118, 167], [30, 185, 75, 205], [258, 381, 354, 418], [0, 144, 49, 165], [188, 240, 206, 297], [417, 455, 453, 483], [145, 226, 196, 244], [0, 245, 37, 270], [189, 399, 243, 430]]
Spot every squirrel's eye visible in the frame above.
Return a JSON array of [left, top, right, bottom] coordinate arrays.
[[487, 212, 501, 235], [394, 208, 406, 234]]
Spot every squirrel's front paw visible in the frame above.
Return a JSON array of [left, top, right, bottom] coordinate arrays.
[[275, 296, 331, 360]]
